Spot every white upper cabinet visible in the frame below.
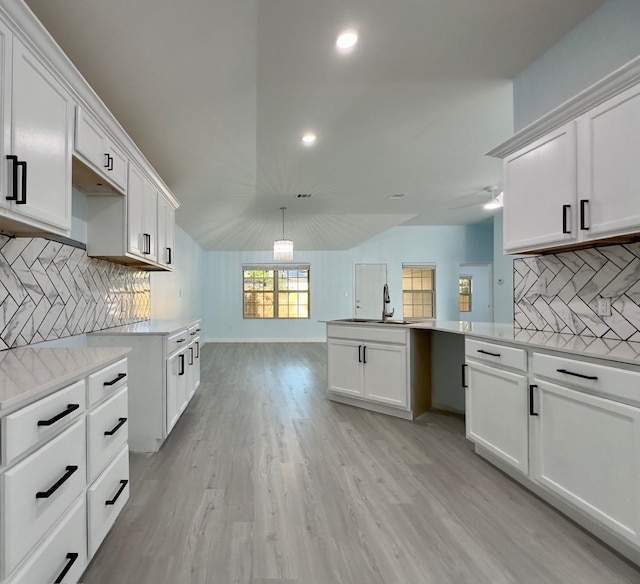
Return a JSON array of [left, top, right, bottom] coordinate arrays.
[[577, 83, 640, 241], [491, 56, 640, 254], [156, 195, 175, 269], [0, 29, 74, 236], [504, 123, 577, 253], [75, 106, 128, 194], [142, 178, 158, 262], [127, 162, 146, 258]]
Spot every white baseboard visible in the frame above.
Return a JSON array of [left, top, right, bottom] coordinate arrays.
[[204, 338, 326, 344]]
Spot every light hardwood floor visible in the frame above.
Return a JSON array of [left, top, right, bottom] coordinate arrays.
[[83, 342, 640, 583]]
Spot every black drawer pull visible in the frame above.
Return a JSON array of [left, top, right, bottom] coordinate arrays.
[[104, 417, 127, 436], [16, 159, 27, 204], [189, 346, 194, 365], [190, 331, 197, 336], [195, 341, 200, 359], [529, 384, 539, 416], [36, 465, 78, 499], [105, 479, 129, 505], [37, 404, 80, 426], [179, 353, 185, 376], [580, 199, 589, 230], [477, 349, 501, 357], [6, 155, 18, 200], [562, 204, 571, 234], [461, 363, 468, 389], [103, 372, 127, 386], [104, 152, 110, 169], [176, 338, 186, 343], [556, 368, 598, 381], [55, 552, 79, 583], [363, 346, 367, 364], [167, 246, 172, 265]]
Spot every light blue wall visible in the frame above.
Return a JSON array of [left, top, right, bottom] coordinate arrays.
[[204, 222, 493, 341], [492, 212, 514, 323], [514, 0, 640, 130], [151, 225, 206, 328]]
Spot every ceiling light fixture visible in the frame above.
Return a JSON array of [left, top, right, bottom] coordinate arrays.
[[301, 132, 317, 146], [273, 207, 293, 261], [483, 190, 504, 210], [336, 29, 358, 51]]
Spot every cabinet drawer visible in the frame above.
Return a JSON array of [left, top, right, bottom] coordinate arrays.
[[327, 324, 408, 344], [88, 445, 130, 557], [533, 352, 640, 405], [166, 329, 189, 356], [7, 497, 87, 584], [1, 420, 86, 577], [2, 380, 85, 466], [87, 387, 128, 482], [87, 358, 128, 407], [465, 339, 527, 372]]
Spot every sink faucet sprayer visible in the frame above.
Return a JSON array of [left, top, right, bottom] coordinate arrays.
[[382, 284, 394, 322]]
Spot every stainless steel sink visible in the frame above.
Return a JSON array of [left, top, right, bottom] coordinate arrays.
[[333, 318, 410, 324], [376, 320, 410, 324]]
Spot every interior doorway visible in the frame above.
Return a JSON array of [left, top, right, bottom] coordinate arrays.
[[354, 263, 387, 319], [458, 263, 493, 322]]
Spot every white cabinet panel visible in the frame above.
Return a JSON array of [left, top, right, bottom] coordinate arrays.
[[87, 358, 128, 407], [166, 348, 188, 434], [0, 20, 11, 213], [127, 162, 146, 258], [327, 339, 363, 398], [504, 123, 577, 253], [363, 342, 407, 408], [465, 338, 527, 373], [531, 379, 640, 545], [466, 360, 529, 474], [578, 84, 640, 240]]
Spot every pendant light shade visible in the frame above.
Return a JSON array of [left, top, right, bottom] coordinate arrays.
[[273, 207, 293, 261]]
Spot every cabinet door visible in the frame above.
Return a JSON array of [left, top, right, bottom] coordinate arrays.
[[531, 379, 640, 545], [363, 342, 408, 408], [10, 37, 73, 231], [578, 84, 640, 240], [143, 180, 158, 262], [466, 360, 529, 474], [127, 163, 145, 257], [503, 123, 577, 253], [75, 107, 108, 173], [106, 139, 128, 193], [327, 339, 363, 398], [166, 350, 187, 434], [0, 22, 12, 212]]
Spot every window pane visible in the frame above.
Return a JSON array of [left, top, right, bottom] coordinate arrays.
[[243, 267, 309, 319]]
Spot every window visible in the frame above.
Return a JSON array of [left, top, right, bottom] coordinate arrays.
[[459, 276, 472, 312], [402, 265, 435, 319], [243, 265, 310, 319]]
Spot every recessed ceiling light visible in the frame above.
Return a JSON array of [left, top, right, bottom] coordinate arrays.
[[301, 132, 317, 146], [336, 29, 358, 51]]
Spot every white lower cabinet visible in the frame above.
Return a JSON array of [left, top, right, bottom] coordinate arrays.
[[166, 347, 188, 434], [530, 379, 640, 545], [465, 360, 529, 474], [0, 354, 130, 584], [327, 339, 363, 398]]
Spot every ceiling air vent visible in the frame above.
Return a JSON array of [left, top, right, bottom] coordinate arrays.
[[296, 193, 312, 199], [390, 193, 406, 199]]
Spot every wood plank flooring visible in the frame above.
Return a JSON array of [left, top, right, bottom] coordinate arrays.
[[82, 342, 640, 583]]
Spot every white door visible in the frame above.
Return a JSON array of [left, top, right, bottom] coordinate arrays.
[[459, 264, 492, 322], [531, 379, 640, 545], [327, 339, 363, 397], [577, 84, 640, 240], [363, 342, 408, 408], [355, 264, 387, 319], [466, 360, 529, 474], [503, 122, 577, 253], [11, 36, 73, 231]]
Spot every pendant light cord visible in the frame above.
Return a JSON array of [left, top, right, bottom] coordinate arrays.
[[280, 207, 286, 239]]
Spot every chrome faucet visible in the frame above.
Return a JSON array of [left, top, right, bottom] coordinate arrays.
[[382, 283, 394, 322]]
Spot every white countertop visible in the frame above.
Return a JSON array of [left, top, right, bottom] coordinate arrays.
[[327, 319, 640, 366], [0, 347, 130, 413], [89, 318, 201, 336]]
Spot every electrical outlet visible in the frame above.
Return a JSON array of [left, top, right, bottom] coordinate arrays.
[[596, 297, 612, 317]]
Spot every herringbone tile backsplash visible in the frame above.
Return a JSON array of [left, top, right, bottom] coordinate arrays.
[[514, 242, 640, 341], [0, 234, 150, 350]]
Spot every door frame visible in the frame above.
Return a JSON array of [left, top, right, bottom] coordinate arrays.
[[458, 262, 493, 322], [353, 263, 387, 319]]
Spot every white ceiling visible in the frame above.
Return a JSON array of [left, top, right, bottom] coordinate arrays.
[[25, 0, 605, 251]]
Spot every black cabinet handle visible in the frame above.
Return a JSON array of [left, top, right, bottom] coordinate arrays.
[[167, 247, 172, 265], [104, 417, 127, 436], [36, 465, 78, 499], [363, 346, 367, 364], [190, 331, 197, 336], [358, 345, 362, 363], [195, 341, 200, 358], [189, 346, 194, 365], [17, 160, 27, 204], [104, 153, 110, 169], [562, 204, 571, 234], [55, 552, 79, 583], [109, 154, 114, 171], [477, 349, 501, 357], [556, 368, 598, 381], [37, 403, 80, 427], [179, 353, 185, 376], [529, 384, 539, 416], [105, 479, 129, 506], [580, 199, 589, 230], [176, 338, 186, 343], [142, 233, 151, 254], [103, 372, 127, 386], [461, 363, 468, 389], [6, 155, 18, 200]]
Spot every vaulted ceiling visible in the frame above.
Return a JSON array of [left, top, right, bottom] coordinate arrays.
[[25, 0, 605, 250]]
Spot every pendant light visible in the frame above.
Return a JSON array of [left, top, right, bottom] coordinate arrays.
[[273, 207, 293, 261]]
